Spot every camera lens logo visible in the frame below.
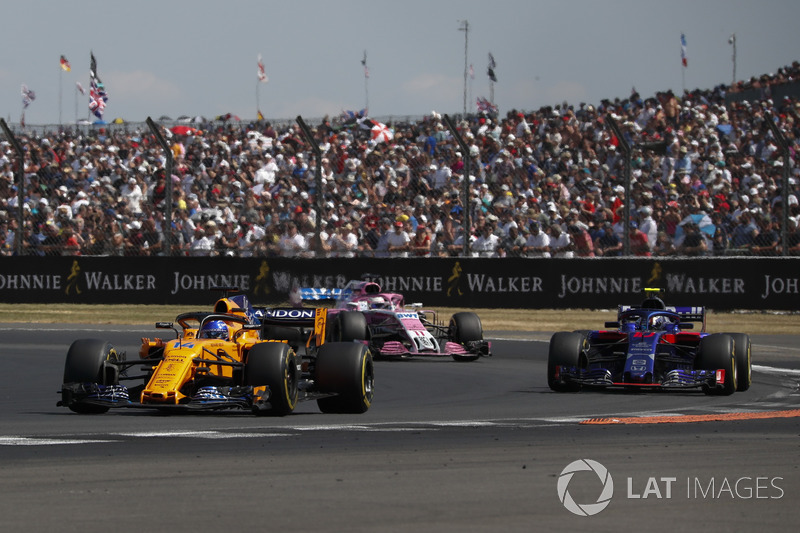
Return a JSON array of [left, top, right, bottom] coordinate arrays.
[[557, 459, 614, 516]]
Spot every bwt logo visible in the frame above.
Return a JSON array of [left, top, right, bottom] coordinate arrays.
[[557, 459, 614, 516]]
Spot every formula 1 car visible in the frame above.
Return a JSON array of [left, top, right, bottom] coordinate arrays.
[[547, 289, 751, 395], [300, 280, 491, 361], [58, 289, 374, 415]]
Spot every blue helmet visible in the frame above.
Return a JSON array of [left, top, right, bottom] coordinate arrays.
[[200, 320, 229, 340]]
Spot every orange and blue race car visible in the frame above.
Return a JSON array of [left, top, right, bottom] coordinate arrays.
[[547, 289, 751, 395], [58, 288, 374, 415]]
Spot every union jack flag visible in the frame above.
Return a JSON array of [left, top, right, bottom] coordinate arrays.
[[476, 96, 497, 114], [89, 52, 108, 119]]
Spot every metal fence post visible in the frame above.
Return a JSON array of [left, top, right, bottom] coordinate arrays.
[[145, 117, 174, 255]]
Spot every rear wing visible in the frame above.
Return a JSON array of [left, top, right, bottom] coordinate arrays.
[[253, 307, 320, 328], [619, 305, 706, 331], [299, 288, 342, 301]]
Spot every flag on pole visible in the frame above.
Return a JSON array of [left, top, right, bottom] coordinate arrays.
[[60, 55, 72, 72], [21, 84, 36, 109], [89, 52, 108, 119], [76, 81, 85, 95], [680, 33, 688, 67], [487, 53, 497, 82], [257, 54, 268, 83], [257, 110, 264, 121], [476, 96, 497, 114], [362, 50, 369, 79], [469, 64, 474, 79]]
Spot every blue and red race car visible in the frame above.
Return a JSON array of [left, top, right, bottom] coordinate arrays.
[[547, 289, 751, 395]]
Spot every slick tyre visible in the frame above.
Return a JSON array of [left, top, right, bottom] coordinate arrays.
[[331, 311, 369, 342], [315, 342, 374, 414], [547, 331, 585, 392], [246, 342, 299, 416], [449, 312, 483, 362], [696, 334, 737, 396], [723, 332, 752, 392], [63, 339, 120, 414]]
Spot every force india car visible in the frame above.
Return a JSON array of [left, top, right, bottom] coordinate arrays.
[[58, 290, 374, 415], [547, 290, 752, 395], [300, 280, 491, 361]]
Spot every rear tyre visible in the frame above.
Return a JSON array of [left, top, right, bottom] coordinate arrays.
[[246, 343, 299, 416], [315, 342, 374, 414], [696, 334, 737, 396], [63, 339, 120, 414], [547, 331, 586, 392], [449, 312, 483, 362], [723, 332, 752, 392], [331, 311, 368, 342]]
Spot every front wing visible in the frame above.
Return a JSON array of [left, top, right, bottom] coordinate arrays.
[[373, 339, 491, 358], [58, 383, 310, 412], [553, 365, 729, 391]]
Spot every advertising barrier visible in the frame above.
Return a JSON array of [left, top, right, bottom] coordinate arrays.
[[0, 256, 798, 310]]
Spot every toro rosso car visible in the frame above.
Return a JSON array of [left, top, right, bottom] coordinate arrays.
[[548, 289, 751, 395], [300, 280, 491, 361], [58, 289, 374, 415]]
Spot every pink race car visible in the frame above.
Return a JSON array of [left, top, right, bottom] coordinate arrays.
[[300, 280, 491, 362]]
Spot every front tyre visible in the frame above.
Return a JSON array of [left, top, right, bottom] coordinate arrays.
[[696, 334, 737, 396], [723, 332, 751, 392], [62, 339, 121, 414], [246, 343, 299, 416], [449, 312, 483, 362], [315, 342, 374, 414], [547, 331, 586, 392]]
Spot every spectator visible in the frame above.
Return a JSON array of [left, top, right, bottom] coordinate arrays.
[[498, 225, 526, 257], [472, 224, 501, 257], [628, 221, 651, 256], [548, 224, 573, 258], [278, 221, 308, 257], [386, 220, 410, 258], [524, 221, 551, 258], [410, 224, 432, 257], [676, 222, 707, 256], [595, 221, 622, 257]]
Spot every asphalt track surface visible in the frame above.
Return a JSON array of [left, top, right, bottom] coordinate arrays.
[[1, 324, 799, 532]]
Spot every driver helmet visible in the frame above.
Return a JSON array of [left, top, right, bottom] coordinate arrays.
[[369, 296, 387, 309], [650, 315, 671, 330], [200, 319, 229, 340]]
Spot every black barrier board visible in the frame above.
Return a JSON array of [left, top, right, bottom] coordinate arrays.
[[0, 257, 798, 310]]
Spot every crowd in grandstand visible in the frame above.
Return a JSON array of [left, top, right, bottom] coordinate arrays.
[[2, 62, 800, 258]]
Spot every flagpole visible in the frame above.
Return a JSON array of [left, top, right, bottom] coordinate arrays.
[[362, 50, 369, 114], [730, 33, 737, 85], [458, 21, 469, 116], [59, 66, 63, 126]]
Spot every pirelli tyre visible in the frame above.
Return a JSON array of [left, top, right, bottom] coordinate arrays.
[[315, 342, 374, 414], [246, 342, 299, 416], [331, 311, 369, 342], [723, 332, 752, 392], [547, 331, 586, 392], [62, 339, 121, 414], [449, 312, 483, 362], [696, 334, 737, 396]]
